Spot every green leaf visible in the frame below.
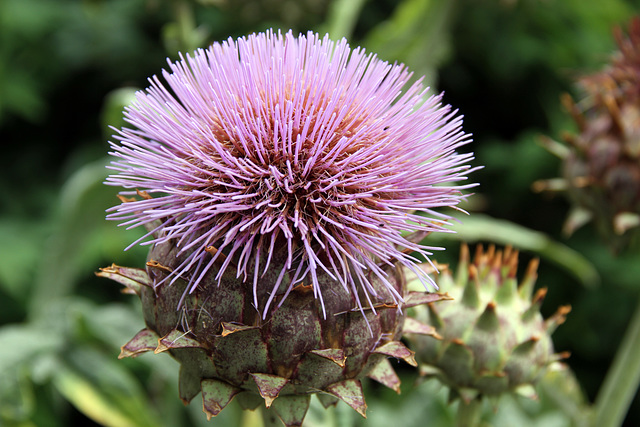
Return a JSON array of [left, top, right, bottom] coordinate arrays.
[[100, 87, 139, 139], [81, 303, 149, 351], [0, 218, 51, 301], [0, 324, 63, 376], [362, 0, 454, 90], [28, 158, 147, 317], [53, 347, 162, 427], [0, 369, 35, 424]]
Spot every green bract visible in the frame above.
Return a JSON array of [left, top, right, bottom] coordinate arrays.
[[98, 237, 444, 426], [405, 244, 570, 403]]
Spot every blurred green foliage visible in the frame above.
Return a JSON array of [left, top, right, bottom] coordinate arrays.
[[1, 0, 640, 426]]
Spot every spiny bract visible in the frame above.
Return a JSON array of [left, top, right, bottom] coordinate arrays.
[[98, 242, 444, 425], [405, 244, 570, 404], [535, 17, 640, 250]]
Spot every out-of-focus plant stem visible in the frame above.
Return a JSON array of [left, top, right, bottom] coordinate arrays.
[[430, 213, 600, 288], [324, 0, 368, 40], [173, 0, 197, 52], [593, 292, 640, 427]]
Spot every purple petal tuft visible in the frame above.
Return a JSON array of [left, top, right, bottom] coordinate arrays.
[[106, 30, 476, 316]]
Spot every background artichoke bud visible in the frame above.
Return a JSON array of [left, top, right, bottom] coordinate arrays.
[[535, 17, 640, 250], [405, 244, 571, 404]]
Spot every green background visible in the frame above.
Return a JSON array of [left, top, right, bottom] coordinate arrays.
[[1, 0, 639, 425]]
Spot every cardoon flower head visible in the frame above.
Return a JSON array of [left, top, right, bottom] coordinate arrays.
[[100, 30, 475, 424], [107, 30, 473, 314]]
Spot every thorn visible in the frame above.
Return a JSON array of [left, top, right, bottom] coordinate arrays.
[[532, 288, 547, 306], [403, 317, 442, 339], [561, 92, 586, 131], [367, 358, 402, 394], [119, 329, 159, 359], [492, 249, 503, 272], [614, 212, 640, 235], [452, 338, 465, 346], [473, 244, 484, 266], [486, 244, 496, 263], [201, 379, 240, 419], [373, 341, 417, 367], [325, 380, 367, 418], [136, 189, 153, 199], [468, 264, 478, 280], [220, 322, 258, 337], [155, 329, 202, 353], [146, 260, 173, 273], [537, 135, 570, 159], [476, 302, 499, 332], [514, 384, 538, 400], [117, 194, 136, 203], [292, 282, 314, 293], [546, 305, 572, 334], [532, 178, 569, 193], [250, 373, 289, 408], [554, 351, 572, 361], [205, 245, 229, 267], [563, 207, 593, 236], [571, 176, 592, 188], [308, 349, 346, 367]]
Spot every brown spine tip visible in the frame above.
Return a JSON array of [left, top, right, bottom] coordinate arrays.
[[571, 176, 592, 188], [473, 244, 484, 265], [468, 264, 478, 280], [560, 130, 579, 147], [492, 249, 503, 272], [292, 282, 314, 294], [146, 260, 173, 273], [532, 287, 547, 305], [136, 189, 153, 199], [117, 194, 136, 203], [486, 244, 496, 263], [503, 245, 513, 260], [525, 258, 540, 281], [546, 305, 572, 335], [460, 243, 470, 264], [561, 93, 585, 131], [604, 92, 623, 133], [549, 305, 572, 325], [205, 245, 229, 267]]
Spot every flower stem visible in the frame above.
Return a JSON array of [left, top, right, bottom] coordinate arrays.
[[593, 293, 640, 427], [456, 398, 482, 427], [324, 0, 368, 40], [171, 0, 197, 53]]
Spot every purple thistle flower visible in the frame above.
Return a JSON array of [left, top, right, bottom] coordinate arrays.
[[106, 30, 475, 318]]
